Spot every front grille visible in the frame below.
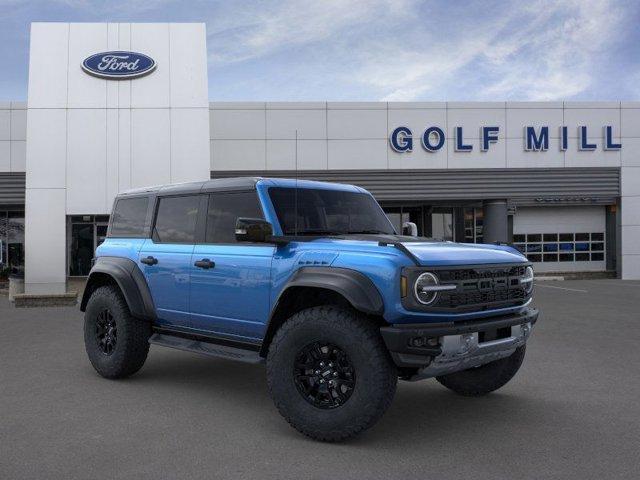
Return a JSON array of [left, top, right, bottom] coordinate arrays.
[[437, 265, 527, 282], [433, 264, 529, 311], [439, 288, 526, 309]]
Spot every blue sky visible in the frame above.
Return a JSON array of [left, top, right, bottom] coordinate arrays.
[[1, 0, 639, 101]]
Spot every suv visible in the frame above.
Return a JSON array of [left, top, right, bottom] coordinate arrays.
[[81, 177, 538, 441]]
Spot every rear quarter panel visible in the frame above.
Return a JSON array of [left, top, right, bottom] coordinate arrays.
[[96, 238, 146, 262]]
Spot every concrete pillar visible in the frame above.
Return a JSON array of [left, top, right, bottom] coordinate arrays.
[[24, 22, 210, 294], [483, 200, 508, 244]]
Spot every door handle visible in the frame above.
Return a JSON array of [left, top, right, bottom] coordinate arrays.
[[194, 258, 215, 269], [140, 256, 158, 266]]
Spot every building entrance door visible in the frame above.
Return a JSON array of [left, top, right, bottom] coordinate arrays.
[[69, 223, 93, 276], [68, 216, 110, 276]]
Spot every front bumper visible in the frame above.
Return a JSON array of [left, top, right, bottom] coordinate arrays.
[[380, 307, 538, 380]]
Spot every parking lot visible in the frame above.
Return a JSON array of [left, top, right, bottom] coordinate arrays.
[[1, 279, 639, 480]]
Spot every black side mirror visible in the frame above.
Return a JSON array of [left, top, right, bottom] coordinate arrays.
[[235, 218, 273, 243]]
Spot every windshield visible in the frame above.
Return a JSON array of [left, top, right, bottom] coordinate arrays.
[[268, 187, 396, 235]]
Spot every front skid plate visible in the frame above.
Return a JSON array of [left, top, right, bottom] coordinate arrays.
[[406, 323, 532, 381]]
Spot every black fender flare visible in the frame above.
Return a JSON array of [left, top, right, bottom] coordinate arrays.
[[260, 267, 385, 356], [279, 267, 384, 315], [80, 256, 156, 321]]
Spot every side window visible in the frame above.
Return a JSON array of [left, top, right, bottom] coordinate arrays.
[[153, 195, 200, 243], [205, 192, 264, 243], [110, 197, 149, 237]]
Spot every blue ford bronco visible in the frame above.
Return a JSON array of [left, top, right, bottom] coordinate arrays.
[[81, 177, 538, 441]]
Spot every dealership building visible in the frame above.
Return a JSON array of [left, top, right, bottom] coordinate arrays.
[[1, 22, 639, 295]]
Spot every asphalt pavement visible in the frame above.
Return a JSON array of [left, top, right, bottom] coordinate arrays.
[[1, 279, 639, 479]]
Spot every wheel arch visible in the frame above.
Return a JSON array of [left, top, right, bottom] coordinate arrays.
[[80, 256, 156, 321], [259, 267, 386, 357]]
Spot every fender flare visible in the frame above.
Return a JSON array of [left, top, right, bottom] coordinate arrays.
[[279, 267, 384, 315], [259, 267, 385, 356], [80, 256, 156, 321]]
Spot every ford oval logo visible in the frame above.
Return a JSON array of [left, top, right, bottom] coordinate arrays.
[[82, 51, 156, 80]]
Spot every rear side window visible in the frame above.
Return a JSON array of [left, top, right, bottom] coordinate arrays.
[[205, 192, 264, 243], [153, 195, 200, 243], [110, 197, 149, 237]]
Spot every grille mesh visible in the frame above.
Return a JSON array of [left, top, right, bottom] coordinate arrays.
[[434, 265, 529, 310], [438, 265, 526, 282]]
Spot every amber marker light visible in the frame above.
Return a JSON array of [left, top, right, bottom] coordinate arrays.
[[401, 276, 408, 297]]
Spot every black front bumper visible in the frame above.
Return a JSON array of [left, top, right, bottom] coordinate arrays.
[[380, 307, 539, 367]]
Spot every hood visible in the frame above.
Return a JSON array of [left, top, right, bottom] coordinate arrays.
[[298, 234, 527, 266], [401, 241, 526, 266]]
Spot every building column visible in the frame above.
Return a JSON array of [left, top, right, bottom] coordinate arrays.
[[483, 200, 508, 244], [24, 189, 67, 294], [621, 166, 640, 279]]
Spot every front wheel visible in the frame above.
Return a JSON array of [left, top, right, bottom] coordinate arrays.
[[266, 306, 397, 442], [436, 345, 526, 396]]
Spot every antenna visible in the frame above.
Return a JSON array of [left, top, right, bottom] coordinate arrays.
[[294, 129, 299, 236]]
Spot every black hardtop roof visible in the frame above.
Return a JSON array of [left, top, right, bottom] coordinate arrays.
[[116, 177, 262, 198]]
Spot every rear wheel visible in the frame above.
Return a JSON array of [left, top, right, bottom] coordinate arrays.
[[84, 285, 151, 379], [267, 306, 397, 442], [436, 345, 526, 396]]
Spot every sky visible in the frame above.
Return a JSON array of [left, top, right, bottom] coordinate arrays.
[[0, 0, 639, 102]]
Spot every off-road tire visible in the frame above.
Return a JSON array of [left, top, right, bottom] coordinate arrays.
[[266, 306, 397, 442], [436, 345, 526, 396], [84, 285, 151, 379]]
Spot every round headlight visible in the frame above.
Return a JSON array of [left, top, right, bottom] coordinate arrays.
[[414, 272, 440, 305], [522, 266, 534, 295]]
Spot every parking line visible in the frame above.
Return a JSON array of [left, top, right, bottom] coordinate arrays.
[[535, 283, 589, 293], [585, 281, 640, 288]]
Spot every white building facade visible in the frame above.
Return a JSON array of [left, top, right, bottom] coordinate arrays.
[[0, 22, 639, 295]]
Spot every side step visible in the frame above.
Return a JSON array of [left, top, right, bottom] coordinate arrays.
[[149, 333, 264, 364]]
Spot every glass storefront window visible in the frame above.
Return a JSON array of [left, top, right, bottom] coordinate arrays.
[[462, 207, 484, 243], [430, 208, 453, 241], [383, 206, 423, 236], [464, 208, 474, 243], [381, 205, 454, 241], [0, 211, 25, 276], [475, 208, 484, 243]]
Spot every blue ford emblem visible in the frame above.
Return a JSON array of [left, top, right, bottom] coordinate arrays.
[[82, 51, 156, 79]]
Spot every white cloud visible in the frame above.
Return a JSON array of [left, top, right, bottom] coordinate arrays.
[[206, 0, 627, 101], [360, 0, 626, 101], [476, 0, 623, 100], [207, 0, 412, 64]]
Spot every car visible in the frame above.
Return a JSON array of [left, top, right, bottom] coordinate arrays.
[[80, 177, 538, 442]]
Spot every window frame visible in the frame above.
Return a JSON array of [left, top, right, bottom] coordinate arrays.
[[201, 190, 268, 246], [151, 193, 204, 245]]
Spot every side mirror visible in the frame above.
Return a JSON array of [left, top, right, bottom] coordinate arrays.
[[235, 218, 273, 243], [402, 221, 418, 237]]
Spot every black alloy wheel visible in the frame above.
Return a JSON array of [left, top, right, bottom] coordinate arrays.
[[293, 342, 356, 409], [95, 309, 117, 355]]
